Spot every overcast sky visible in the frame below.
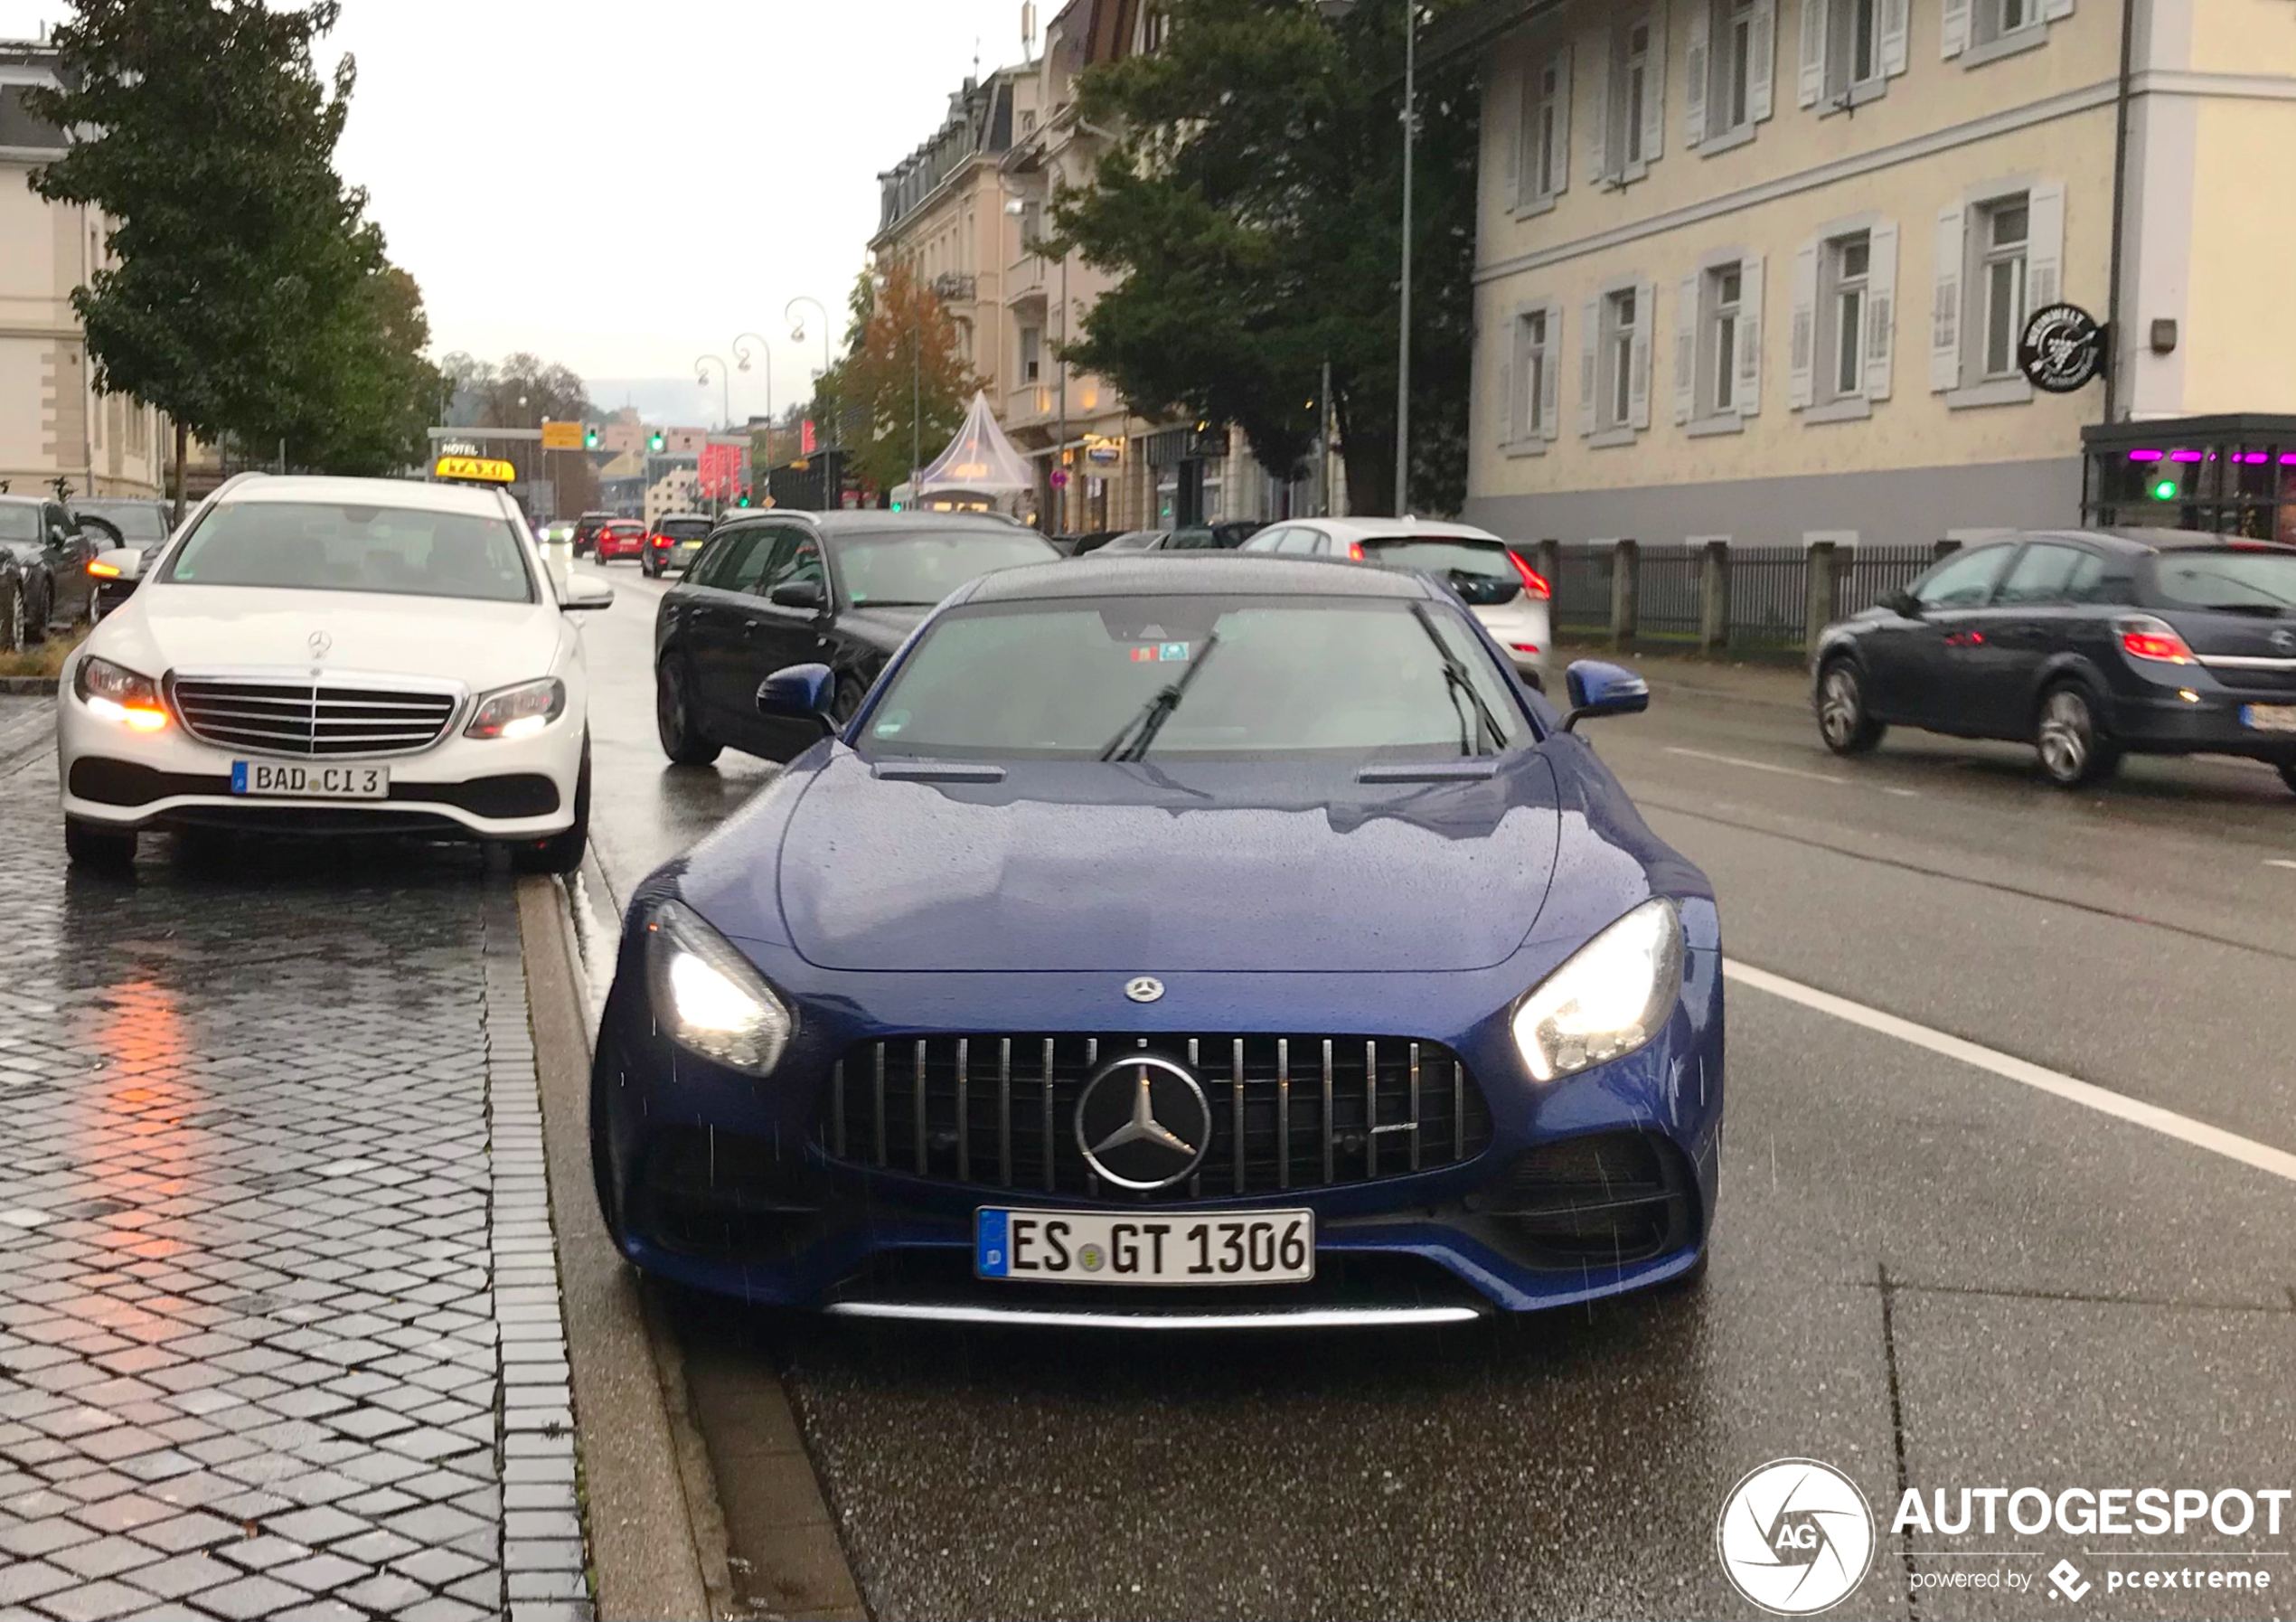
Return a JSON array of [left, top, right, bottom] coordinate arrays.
[[0, 0, 1034, 426]]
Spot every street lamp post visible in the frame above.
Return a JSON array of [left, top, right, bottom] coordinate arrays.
[[695, 355, 732, 514], [786, 297, 838, 502], [731, 333, 776, 431]]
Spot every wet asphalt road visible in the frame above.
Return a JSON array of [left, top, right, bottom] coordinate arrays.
[[561, 554, 2296, 1620]]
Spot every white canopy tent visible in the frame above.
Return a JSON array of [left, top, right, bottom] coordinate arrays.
[[915, 391, 1036, 504]]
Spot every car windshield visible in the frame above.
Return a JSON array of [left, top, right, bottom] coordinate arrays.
[[1356, 537, 1514, 578], [76, 502, 169, 541], [861, 594, 1529, 761], [161, 501, 535, 603], [658, 519, 711, 542], [2146, 549, 2296, 614], [835, 529, 1056, 607], [0, 506, 40, 542]]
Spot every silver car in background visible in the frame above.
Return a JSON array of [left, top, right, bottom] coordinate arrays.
[[1240, 517, 1553, 688]]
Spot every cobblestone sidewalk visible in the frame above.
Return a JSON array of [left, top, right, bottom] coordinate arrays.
[[0, 703, 589, 1622]]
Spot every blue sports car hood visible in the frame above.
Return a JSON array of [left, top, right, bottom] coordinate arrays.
[[771, 750, 1563, 974]]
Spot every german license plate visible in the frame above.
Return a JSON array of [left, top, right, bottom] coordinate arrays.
[[231, 761, 389, 799], [975, 1208, 1313, 1285], [2240, 703, 2296, 733]]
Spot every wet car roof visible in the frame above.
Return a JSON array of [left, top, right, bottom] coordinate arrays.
[[965, 553, 1436, 603]]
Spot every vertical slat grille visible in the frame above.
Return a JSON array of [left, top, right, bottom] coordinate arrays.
[[821, 1033, 1493, 1200]]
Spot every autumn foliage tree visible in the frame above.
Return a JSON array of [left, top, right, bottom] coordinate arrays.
[[809, 263, 978, 497]]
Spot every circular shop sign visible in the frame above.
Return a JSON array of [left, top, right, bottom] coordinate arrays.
[[2018, 302, 2106, 393], [1715, 1457, 1877, 1616]]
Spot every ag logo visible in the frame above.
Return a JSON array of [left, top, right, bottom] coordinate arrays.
[[1716, 1458, 1877, 1615]]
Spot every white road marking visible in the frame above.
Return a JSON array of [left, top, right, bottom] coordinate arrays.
[[1660, 745, 1921, 797], [2268, 860, 2296, 872], [1726, 960, 2296, 1186]]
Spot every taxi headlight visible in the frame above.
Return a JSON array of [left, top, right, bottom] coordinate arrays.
[[1510, 899, 1683, 1082], [466, 676, 565, 740], [644, 900, 793, 1076], [74, 655, 169, 731]]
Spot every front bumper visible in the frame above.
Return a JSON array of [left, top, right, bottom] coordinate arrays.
[[590, 902, 1726, 1323], [58, 685, 583, 838]]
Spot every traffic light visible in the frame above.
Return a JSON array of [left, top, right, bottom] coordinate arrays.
[[736, 486, 751, 508], [2152, 477, 2178, 501], [648, 431, 665, 452], [583, 425, 599, 449]]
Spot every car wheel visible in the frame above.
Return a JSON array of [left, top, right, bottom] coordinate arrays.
[[0, 580, 22, 653], [2036, 684, 2118, 787], [2276, 761, 2296, 797], [1816, 659, 1886, 755], [829, 676, 865, 731], [656, 657, 721, 766], [514, 740, 589, 875], [22, 580, 48, 645], [64, 816, 137, 870]]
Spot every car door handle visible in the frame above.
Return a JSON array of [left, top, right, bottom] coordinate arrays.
[[742, 620, 764, 637], [1943, 631, 1987, 646]]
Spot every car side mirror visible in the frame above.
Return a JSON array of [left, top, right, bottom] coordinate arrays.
[[769, 579, 824, 611], [561, 578, 614, 612], [1890, 589, 1924, 618], [757, 662, 836, 731], [1561, 659, 1650, 731]]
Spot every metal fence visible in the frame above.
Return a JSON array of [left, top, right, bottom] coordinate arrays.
[[1552, 546, 1614, 634], [1635, 546, 1703, 641], [1834, 545, 1938, 618], [1723, 547, 1811, 649]]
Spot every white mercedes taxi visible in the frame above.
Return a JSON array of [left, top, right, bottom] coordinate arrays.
[[57, 472, 610, 871]]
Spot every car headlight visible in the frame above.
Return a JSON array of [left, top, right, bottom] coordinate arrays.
[[466, 676, 565, 740], [644, 899, 793, 1076], [74, 655, 169, 731], [1510, 898, 1684, 1082]]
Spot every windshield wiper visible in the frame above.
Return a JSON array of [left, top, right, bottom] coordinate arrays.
[[1097, 633, 1222, 761], [1411, 606, 1509, 756]]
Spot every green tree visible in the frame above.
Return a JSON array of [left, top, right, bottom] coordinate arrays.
[[289, 266, 443, 476], [807, 262, 975, 497], [26, 0, 428, 512], [1054, 0, 1482, 516]]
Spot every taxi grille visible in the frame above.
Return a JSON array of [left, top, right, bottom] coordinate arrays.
[[172, 677, 460, 758], [820, 1034, 1493, 1201]]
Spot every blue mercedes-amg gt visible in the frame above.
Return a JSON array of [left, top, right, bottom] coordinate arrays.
[[589, 554, 1723, 1326]]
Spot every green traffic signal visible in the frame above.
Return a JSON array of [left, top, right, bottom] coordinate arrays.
[[2151, 478, 2178, 500], [648, 431, 664, 452], [583, 426, 598, 449]]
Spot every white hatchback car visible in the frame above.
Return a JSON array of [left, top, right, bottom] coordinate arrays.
[[1239, 518, 1552, 687], [57, 473, 609, 871]]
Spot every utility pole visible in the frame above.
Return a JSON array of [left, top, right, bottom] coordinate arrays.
[[1394, 0, 1416, 518], [1056, 250, 1069, 533], [1316, 356, 1332, 517]]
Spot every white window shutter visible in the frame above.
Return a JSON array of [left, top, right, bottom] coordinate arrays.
[[2027, 181, 2065, 310], [1553, 46, 1573, 195], [1788, 240, 1819, 409], [1579, 297, 1600, 435], [1539, 317, 1563, 439], [1879, 0, 1909, 76], [1738, 255, 1764, 415], [1586, 38, 1612, 184], [1866, 220, 1898, 401], [1797, 0, 1826, 108], [1503, 316, 1524, 439], [1641, 7, 1666, 165], [1942, 0, 1971, 57], [1674, 274, 1698, 424], [1749, 0, 1777, 122], [1931, 203, 1966, 392], [1685, 0, 1710, 147], [2043, 0, 2074, 19], [1630, 280, 1654, 430]]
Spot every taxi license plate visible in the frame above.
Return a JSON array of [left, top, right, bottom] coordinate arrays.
[[2240, 703, 2296, 733], [976, 1208, 1313, 1285], [231, 761, 389, 799]]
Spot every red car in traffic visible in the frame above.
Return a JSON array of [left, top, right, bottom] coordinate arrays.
[[595, 520, 649, 563]]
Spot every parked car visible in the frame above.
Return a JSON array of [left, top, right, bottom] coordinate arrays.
[[73, 498, 174, 547], [652, 511, 1059, 765], [570, 512, 618, 558], [1241, 518, 1554, 688], [57, 472, 611, 870], [643, 514, 713, 579], [1813, 527, 2296, 791], [0, 538, 32, 653], [0, 494, 106, 639], [594, 519, 650, 564], [594, 551, 1717, 1325]]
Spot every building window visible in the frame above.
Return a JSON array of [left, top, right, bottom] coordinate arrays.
[[1721, 0, 1755, 128], [1978, 195, 2028, 379], [1830, 0, 1880, 98], [1019, 326, 1042, 384], [1606, 288, 1638, 429], [1830, 232, 1869, 399], [1512, 307, 1552, 439], [1518, 49, 1570, 209], [1618, 21, 1651, 168], [1708, 266, 1743, 414], [1802, 0, 1902, 109], [1975, 0, 2039, 45]]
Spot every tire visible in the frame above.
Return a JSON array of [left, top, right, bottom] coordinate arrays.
[[0, 580, 23, 654], [2035, 683, 2120, 787], [828, 676, 865, 731], [22, 578, 48, 645], [64, 816, 137, 870], [2276, 761, 2296, 797], [513, 741, 589, 875], [655, 657, 721, 766], [1815, 658, 1887, 755]]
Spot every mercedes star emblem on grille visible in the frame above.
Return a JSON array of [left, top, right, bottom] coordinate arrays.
[[307, 630, 332, 660], [1124, 976, 1164, 1004], [1074, 1053, 1211, 1191], [2273, 628, 2296, 653]]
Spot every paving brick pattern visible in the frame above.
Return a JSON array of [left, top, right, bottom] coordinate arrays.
[[0, 705, 588, 1621]]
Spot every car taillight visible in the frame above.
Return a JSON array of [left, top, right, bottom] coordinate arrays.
[[1348, 542, 1364, 561], [1507, 550, 1553, 599], [2113, 614, 2194, 665]]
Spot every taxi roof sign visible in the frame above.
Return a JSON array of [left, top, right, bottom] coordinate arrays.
[[434, 455, 518, 485]]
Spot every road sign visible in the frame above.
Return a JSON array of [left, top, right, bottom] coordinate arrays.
[[540, 420, 587, 450], [1049, 468, 1070, 488]]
